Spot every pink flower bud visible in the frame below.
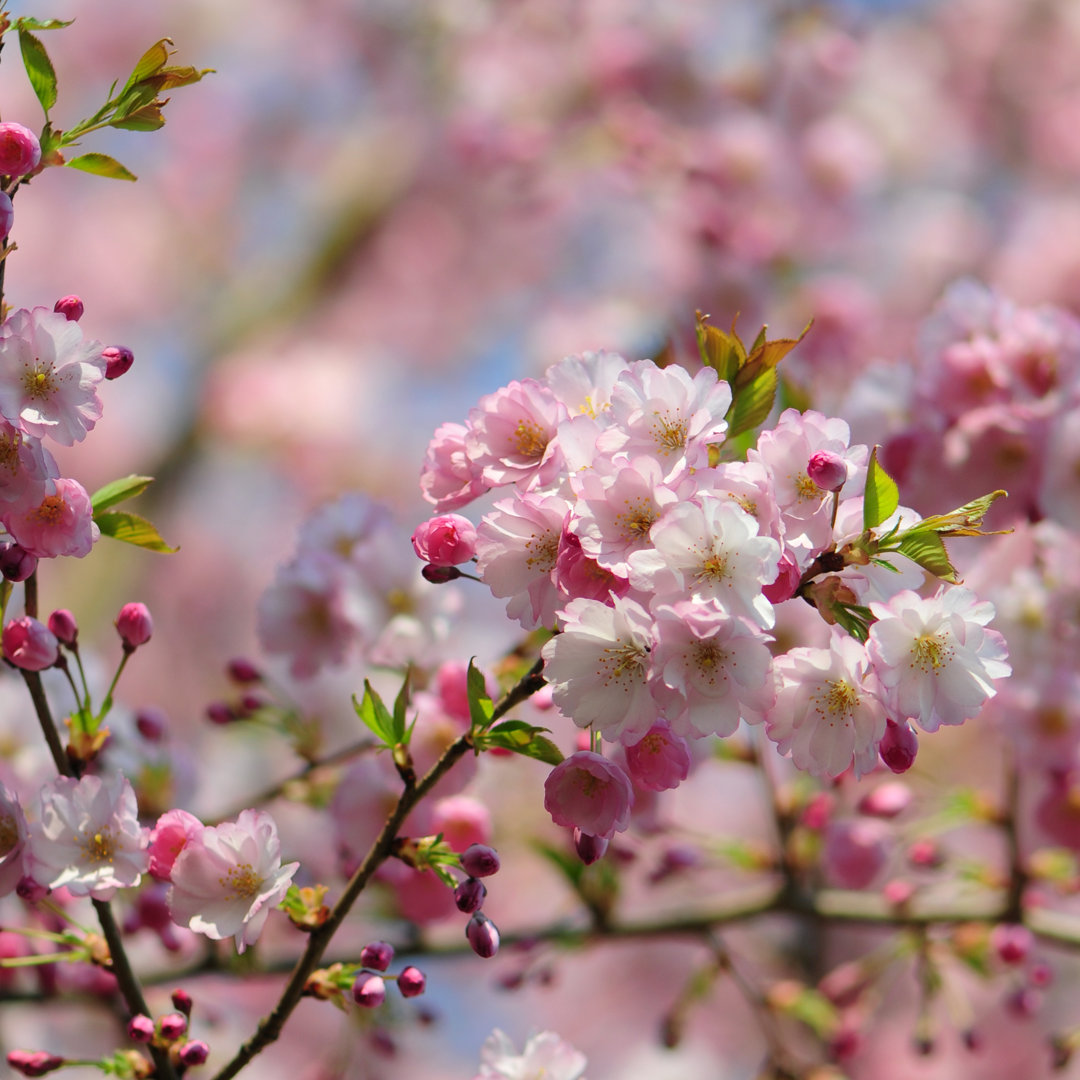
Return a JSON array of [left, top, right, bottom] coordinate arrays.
[[906, 837, 942, 868], [159, 1012, 187, 1040], [454, 877, 487, 914], [624, 721, 691, 792], [116, 602, 153, 650], [411, 514, 477, 567], [171, 988, 194, 1016], [0, 543, 37, 582], [178, 1041, 209, 1067], [7, 1050, 65, 1077], [127, 1015, 155, 1043], [53, 296, 84, 322], [0, 122, 42, 176], [856, 781, 913, 819], [807, 450, 848, 492], [763, 552, 801, 604], [397, 966, 426, 998], [421, 563, 463, 584], [465, 912, 500, 958], [226, 657, 261, 684], [46, 609, 78, 647], [16, 876, 48, 902], [990, 923, 1033, 966], [103, 345, 135, 380], [353, 972, 387, 1008], [2, 616, 59, 671], [360, 941, 394, 972], [800, 791, 835, 831], [135, 706, 168, 741], [879, 719, 918, 774], [823, 819, 890, 889], [573, 829, 609, 865], [460, 843, 500, 878], [0, 192, 12, 244], [205, 701, 236, 725]]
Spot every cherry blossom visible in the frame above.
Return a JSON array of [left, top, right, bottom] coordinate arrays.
[[0, 783, 28, 897], [3, 477, 99, 559], [475, 1029, 587, 1080], [544, 751, 634, 838]]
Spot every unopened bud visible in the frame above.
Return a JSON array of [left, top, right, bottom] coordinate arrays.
[[135, 707, 168, 741], [0, 192, 12, 244], [0, 122, 42, 176], [991, 923, 1034, 966], [879, 719, 918, 774], [127, 1015, 155, 1043], [171, 988, 194, 1016], [359, 941, 394, 972], [205, 701, 236, 725], [158, 1012, 187, 1040], [397, 966, 426, 998], [6, 1050, 65, 1077], [857, 781, 913, 819], [573, 828, 609, 865], [177, 1041, 209, 1067], [116, 602, 153, 650], [454, 876, 487, 914], [352, 972, 386, 1008], [460, 843, 500, 878], [421, 563, 462, 584], [0, 542, 37, 582], [807, 450, 848, 493], [226, 657, 261, 684], [53, 295, 84, 322], [103, 345, 135, 380], [47, 609, 78, 648], [465, 912, 500, 958], [3, 616, 59, 671]]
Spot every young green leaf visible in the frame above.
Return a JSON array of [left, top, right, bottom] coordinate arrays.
[[695, 311, 746, 383], [14, 17, 76, 31], [908, 489, 1009, 537], [66, 153, 138, 182], [863, 445, 899, 531], [475, 721, 564, 765], [894, 529, 959, 583], [90, 475, 155, 514], [352, 680, 396, 747], [94, 511, 178, 553], [391, 670, 411, 746], [724, 365, 777, 438], [466, 658, 494, 732], [18, 29, 58, 116], [122, 38, 173, 94]]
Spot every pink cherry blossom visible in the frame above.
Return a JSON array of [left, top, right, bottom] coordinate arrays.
[[0, 420, 58, 509], [2, 616, 58, 671], [544, 348, 629, 418], [867, 586, 1011, 732], [553, 525, 630, 606], [167, 808, 299, 953], [544, 751, 634, 839], [623, 721, 691, 791], [148, 809, 205, 882], [0, 783, 28, 897], [823, 819, 891, 889], [411, 513, 478, 566], [419, 421, 488, 511], [27, 772, 148, 901], [475, 1029, 587, 1080], [0, 307, 106, 446], [431, 795, 492, 852], [3, 477, 98, 559]]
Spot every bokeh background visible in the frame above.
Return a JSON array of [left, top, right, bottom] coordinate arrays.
[[3, 0, 1080, 1076]]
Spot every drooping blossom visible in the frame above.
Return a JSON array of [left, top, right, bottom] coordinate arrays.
[[167, 808, 298, 953], [623, 722, 691, 791], [474, 1029, 587, 1080], [26, 772, 148, 900], [0, 783, 28, 896], [544, 751, 634, 839]]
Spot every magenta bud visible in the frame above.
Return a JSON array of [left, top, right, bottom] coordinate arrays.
[[573, 828, 609, 865], [171, 988, 194, 1016], [411, 513, 478, 567], [460, 843, 500, 878], [178, 1041, 210, 1067], [807, 450, 848, 493], [135, 706, 168, 741], [127, 1015, 155, 1043], [116, 602, 153, 650], [0, 192, 12, 244], [990, 924, 1034, 966], [352, 972, 386, 1008], [102, 345, 135, 380], [879, 719, 918, 774], [7, 1050, 65, 1077], [397, 966, 426, 998], [906, 837, 942, 868], [205, 701, 235, 725], [0, 122, 42, 177], [226, 657, 261, 684], [0, 542, 37, 582], [856, 781, 913, 819], [16, 876, 48, 902], [158, 1012, 187, 1040], [359, 941, 395, 972], [465, 912, 500, 958], [3, 616, 59, 671], [53, 295, 84, 322], [421, 563, 462, 584], [454, 876, 487, 914], [46, 609, 78, 648]]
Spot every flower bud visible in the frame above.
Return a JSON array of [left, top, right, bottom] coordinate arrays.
[[411, 514, 477, 567], [352, 972, 386, 1008], [116, 602, 153, 650], [421, 563, 462, 584], [2, 616, 59, 671], [6, 1050, 65, 1077], [178, 1041, 210, 1066], [460, 843, 500, 879], [359, 941, 394, 972], [46, 609, 78, 648], [0, 542, 37, 582], [856, 781, 913, 819], [53, 295, 84, 322], [573, 828, 609, 865], [465, 912, 500, 958], [823, 820, 890, 889], [135, 706, 168, 741], [127, 1015, 155, 1043], [171, 988, 194, 1016], [453, 876, 487, 914], [397, 966, 426, 998], [205, 701, 236, 725], [16, 876, 48, 902], [103, 345, 135, 380], [879, 719, 918, 774], [0, 122, 42, 176], [990, 923, 1033, 966], [226, 657, 261, 684], [807, 450, 848, 493], [0, 192, 12, 244], [158, 1012, 187, 1040]]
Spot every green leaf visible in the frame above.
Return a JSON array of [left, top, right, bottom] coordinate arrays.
[[731, 319, 814, 391], [18, 30, 58, 116], [391, 670, 410, 746], [14, 17, 76, 30], [121, 38, 173, 94], [909, 489, 1009, 537], [895, 529, 958, 583], [724, 365, 777, 438], [466, 658, 494, 732], [695, 311, 745, 383], [352, 681, 396, 747], [110, 104, 167, 132], [863, 445, 899, 531], [66, 153, 138, 182], [475, 720, 564, 765], [90, 474, 155, 514], [94, 511, 178, 553]]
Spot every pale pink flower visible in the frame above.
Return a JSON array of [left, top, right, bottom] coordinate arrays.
[[650, 602, 776, 738], [419, 421, 488, 510], [297, 492, 393, 563], [3, 477, 98, 559], [628, 497, 780, 629], [541, 595, 658, 745], [0, 420, 58, 508], [623, 722, 691, 791], [867, 587, 1011, 732], [553, 525, 630, 605], [823, 819, 890, 889], [765, 632, 887, 779], [544, 751, 633, 840], [0, 783, 28, 897], [544, 349, 629, 418], [27, 772, 148, 900], [466, 378, 567, 489], [475, 492, 569, 629], [0, 307, 106, 445], [148, 809, 205, 881], [431, 795, 492, 852], [475, 1029, 587, 1080], [167, 808, 299, 953], [411, 513, 477, 566], [2, 616, 58, 670]]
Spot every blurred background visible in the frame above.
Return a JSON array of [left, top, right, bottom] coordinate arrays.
[[3, 0, 1080, 1076]]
